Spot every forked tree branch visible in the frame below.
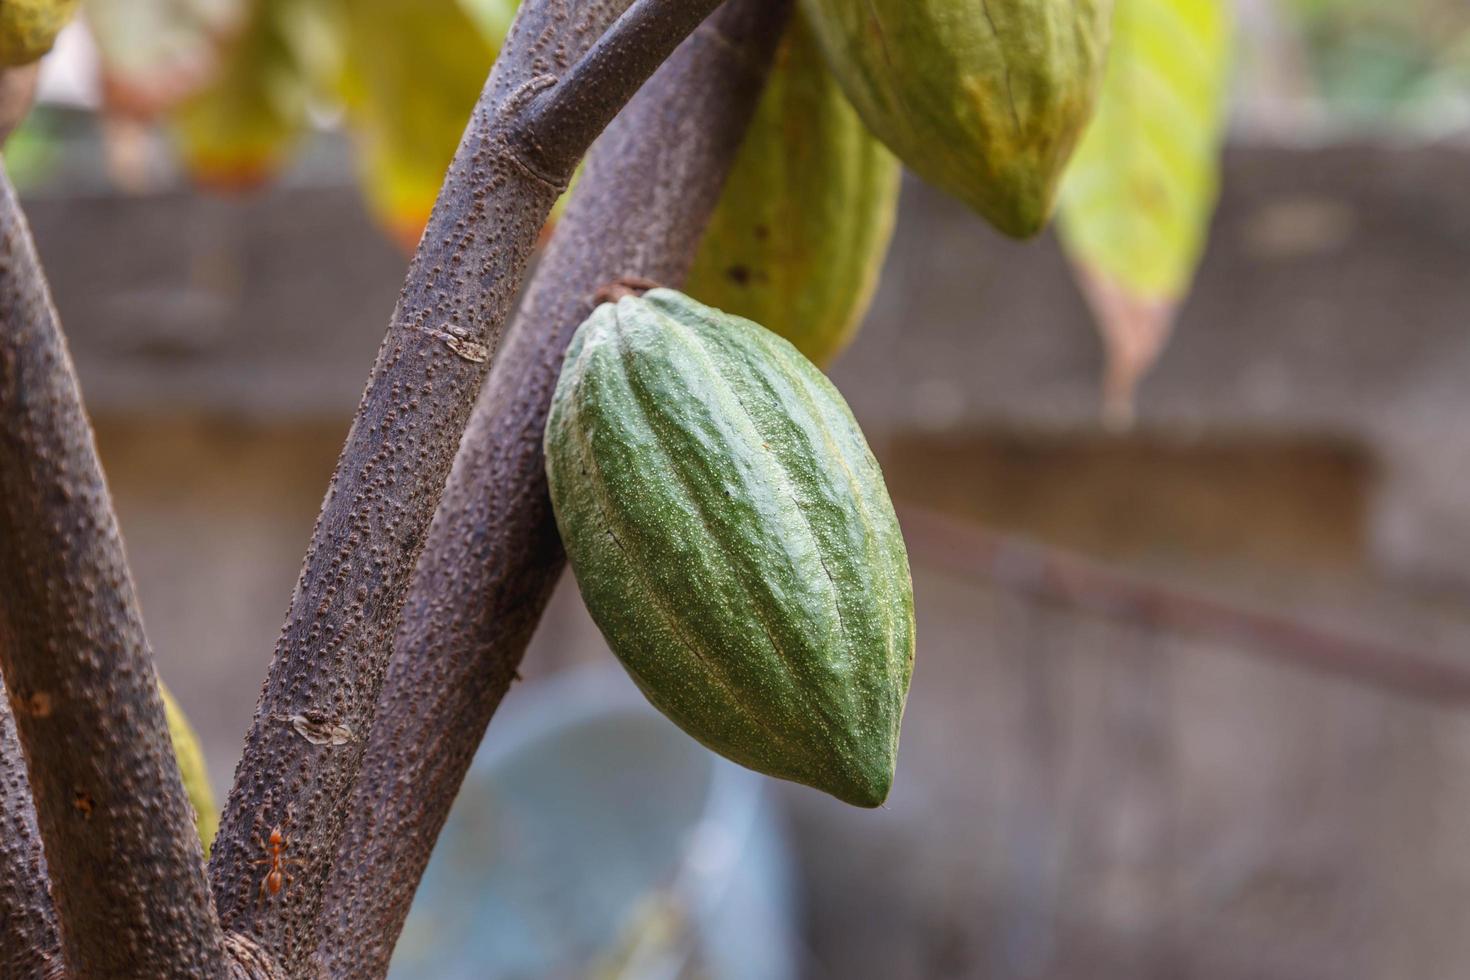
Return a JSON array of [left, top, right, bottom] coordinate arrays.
[[516, 0, 771, 180], [207, 0, 727, 970], [0, 165, 229, 977], [316, 1, 792, 973], [0, 678, 59, 978]]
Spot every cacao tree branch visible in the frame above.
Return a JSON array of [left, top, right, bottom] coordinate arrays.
[[0, 165, 229, 977], [517, 0, 766, 179], [315, 2, 793, 973], [0, 83, 56, 980], [207, 0, 727, 969], [0, 678, 60, 979]]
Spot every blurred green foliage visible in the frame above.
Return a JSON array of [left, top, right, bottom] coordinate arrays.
[[2, 106, 61, 185], [1291, 0, 1470, 126]]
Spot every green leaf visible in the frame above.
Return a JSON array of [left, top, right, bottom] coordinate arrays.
[[1057, 0, 1234, 423]]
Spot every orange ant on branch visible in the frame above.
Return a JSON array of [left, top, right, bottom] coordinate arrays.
[[253, 820, 306, 905]]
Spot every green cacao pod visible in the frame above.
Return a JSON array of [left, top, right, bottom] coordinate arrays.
[[685, 14, 900, 368], [0, 0, 78, 67], [800, 0, 1112, 238], [545, 289, 914, 807]]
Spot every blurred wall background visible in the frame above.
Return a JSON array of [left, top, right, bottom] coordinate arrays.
[[17, 137, 1470, 977]]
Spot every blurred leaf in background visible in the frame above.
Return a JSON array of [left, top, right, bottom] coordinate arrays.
[[98, 0, 1470, 271], [2, 98, 66, 188], [334, 0, 499, 249], [1057, 0, 1234, 425], [170, 0, 330, 189], [459, 0, 519, 49], [1287, 0, 1470, 129], [86, 0, 243, 114], [87, 0, 513, 245]]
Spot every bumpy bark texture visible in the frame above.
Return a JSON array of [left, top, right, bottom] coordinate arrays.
[[207, 0, 726, 971], [316, 2, 792, 974], [0, 679, 59, 978], [0, 166, 229, 978]]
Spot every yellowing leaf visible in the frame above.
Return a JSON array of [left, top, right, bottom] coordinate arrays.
[[1057, 0, 1234, 424], [159, 682, 218, 853], [169, 1, 330, 189], [335, 0, 497, 249]]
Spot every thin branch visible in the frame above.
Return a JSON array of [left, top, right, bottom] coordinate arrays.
[[0, 164, 229, 977], [207, 0, 727, 969], [518, 0, 763, 179], [0, 677, 59, 979], [899, 506, 1470, 706], [315, 2, 793, 973]]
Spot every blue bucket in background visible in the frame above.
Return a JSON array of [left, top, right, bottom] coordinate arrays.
[[389, 665, 800, 980]]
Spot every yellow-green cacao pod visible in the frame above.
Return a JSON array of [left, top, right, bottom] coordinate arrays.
[[159, 682, 218, 853], [0, 0, 77, 67], [800, 0, 1112, 237], [544, 289, 915, 807], [685, 14, 900, 368]]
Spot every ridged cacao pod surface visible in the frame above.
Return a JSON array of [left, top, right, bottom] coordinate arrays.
[[0, 0, 77, 67], [686, 13, 900, 367], [544, 289, 914, 807], [800, 0, 1112, 237]]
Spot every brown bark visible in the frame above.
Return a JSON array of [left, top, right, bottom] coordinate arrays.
[[315, 3, 793, 972], [0, 165, 229, 977], [206, 0, 727, 971], [0, 49, 46, 980], [0, 677, 59, 979]]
